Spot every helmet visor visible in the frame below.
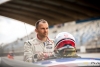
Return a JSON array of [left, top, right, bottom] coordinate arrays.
[[55, 39, 75, 50]]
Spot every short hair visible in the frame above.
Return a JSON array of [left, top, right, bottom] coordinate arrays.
[[35, 19, 48, 29]]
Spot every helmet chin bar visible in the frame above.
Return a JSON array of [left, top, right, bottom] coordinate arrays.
[[54, 45, 80, 58], [59, 48, 77, 58]]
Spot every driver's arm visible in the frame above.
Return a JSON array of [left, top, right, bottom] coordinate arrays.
[[23, 42, 33, 62]]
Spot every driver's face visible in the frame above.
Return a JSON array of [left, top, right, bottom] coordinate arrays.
[[36, 22, 49, 38]]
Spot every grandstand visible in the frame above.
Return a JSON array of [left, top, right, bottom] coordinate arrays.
[[1, 17, 100, 56]]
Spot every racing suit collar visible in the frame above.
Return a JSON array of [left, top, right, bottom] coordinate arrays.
[[37, 34, 48, 42]]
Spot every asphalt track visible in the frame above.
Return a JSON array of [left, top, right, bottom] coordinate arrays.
[[78, 53, 100, 58]]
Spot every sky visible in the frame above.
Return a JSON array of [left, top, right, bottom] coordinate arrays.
[[0, 16, 35, 44], [0, 0, 9, 4]]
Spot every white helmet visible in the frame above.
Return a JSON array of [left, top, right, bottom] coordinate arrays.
[[54, 32, 76, 50]]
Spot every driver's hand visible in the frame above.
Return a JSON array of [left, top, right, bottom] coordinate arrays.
[[37, 52, 45, 60], [37, 52, 53, 60]]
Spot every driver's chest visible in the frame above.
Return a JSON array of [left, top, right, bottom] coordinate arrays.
[[34, 42, 54, 53]]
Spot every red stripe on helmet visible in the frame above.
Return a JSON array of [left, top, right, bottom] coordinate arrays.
[[55, 39, 75, 50]]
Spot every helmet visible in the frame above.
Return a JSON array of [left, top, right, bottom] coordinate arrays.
[[54, 32, 76, 50], [54, 32, 78, 58]]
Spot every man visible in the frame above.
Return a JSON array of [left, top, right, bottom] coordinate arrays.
[[24, 19, 54, 62]]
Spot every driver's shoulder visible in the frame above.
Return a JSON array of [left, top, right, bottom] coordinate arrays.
[[25, 37, 37, 44]]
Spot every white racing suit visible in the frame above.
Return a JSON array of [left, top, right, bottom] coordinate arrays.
[[23, 37, 54, 62]]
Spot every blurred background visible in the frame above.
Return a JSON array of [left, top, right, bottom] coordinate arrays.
[[0, 0, 100, 61]]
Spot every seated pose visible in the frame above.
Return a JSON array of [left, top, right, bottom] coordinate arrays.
[[54, 32, 81, 58]]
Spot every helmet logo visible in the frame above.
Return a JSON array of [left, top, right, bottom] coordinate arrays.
[[64, 34, 68, 38]]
